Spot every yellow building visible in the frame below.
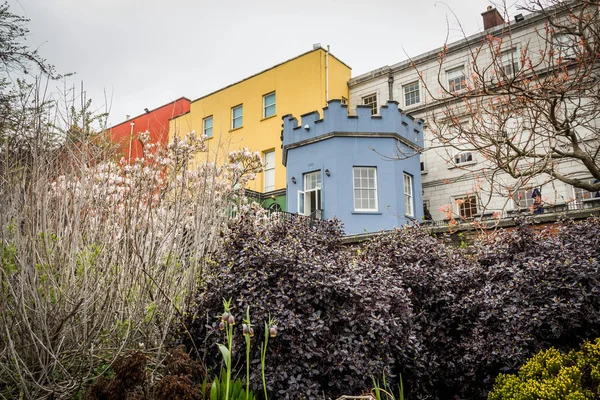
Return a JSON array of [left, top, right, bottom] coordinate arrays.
[[169, 47, 351, 211]]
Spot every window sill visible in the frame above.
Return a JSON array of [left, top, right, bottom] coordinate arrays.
[[352, 211, 382, 215], [421, 170, 428, 175], [261, 114, 277, 122], [448, 160, 477, 169], [229, 126, 244, 133]]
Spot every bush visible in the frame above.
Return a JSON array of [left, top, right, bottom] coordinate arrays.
[[85, 347, 207, 400], [181, 215, 600, 400], [361, 218, 600, 399], [456, 218, 600, 398], [488, 338, 600, 399], [183, 214, 416, 399], [361, 226, 483, 398]]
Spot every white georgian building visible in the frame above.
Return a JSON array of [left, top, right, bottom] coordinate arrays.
[[348, 4, 599, 222]]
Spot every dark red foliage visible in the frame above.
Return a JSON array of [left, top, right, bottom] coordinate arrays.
[[180, 215, 600, 399], [183, 216, 416, 399], [84, 347, 206, 400]]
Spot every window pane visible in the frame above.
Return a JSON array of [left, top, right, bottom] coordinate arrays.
[[362, 94, 378, 115], [353, 167, 377, 211], [457, 196, 477, 218], [500, 49, 519, 76], [298, 191, 305, 215], [447, 68, 466, 91], [265, 151, 275, 169], [304, 171, 321, 190], [404, 82, 420, 106], [264, 151, 275, 192], [263, 92, 276, 118], [203, 116, 213, 138], [232, 105, 243, 129]]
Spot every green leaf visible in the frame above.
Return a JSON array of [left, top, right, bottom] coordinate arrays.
[[201, 378, 207, 400], [217, 343, 231, 369], [210, 377, 219, 400]]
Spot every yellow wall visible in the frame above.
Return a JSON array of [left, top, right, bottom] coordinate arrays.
[[169, 48, 351, 193]]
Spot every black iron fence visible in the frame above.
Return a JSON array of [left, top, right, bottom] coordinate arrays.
[[421, 198, 600, 227], [267, 209, 324, 228]]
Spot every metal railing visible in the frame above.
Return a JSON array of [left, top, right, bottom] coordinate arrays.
[[267, 209, 324, 228], [421, 198, 600, 227]]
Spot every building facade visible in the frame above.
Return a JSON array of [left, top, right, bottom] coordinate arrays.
[[348, 4, 600, 222], [108, 97, 191, 162], [169, 47, 351, 211], [282, 99, 423, 235]]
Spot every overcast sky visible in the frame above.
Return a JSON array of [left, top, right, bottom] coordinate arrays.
[[8, 0, 523, 127]]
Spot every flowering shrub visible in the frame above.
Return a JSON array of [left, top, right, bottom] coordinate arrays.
[[183, 214, 416, 399], [0, 129, 263, 399]]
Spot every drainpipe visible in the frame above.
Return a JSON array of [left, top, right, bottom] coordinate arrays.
[[325, 45, 330, 103], [388, 74, 394, 101], [128, 121, 135, 162]]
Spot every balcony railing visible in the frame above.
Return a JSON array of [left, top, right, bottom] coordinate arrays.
[[267, 209, 323, 227]]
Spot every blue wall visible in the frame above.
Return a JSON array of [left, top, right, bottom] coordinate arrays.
[[282, 100, 423, 235]]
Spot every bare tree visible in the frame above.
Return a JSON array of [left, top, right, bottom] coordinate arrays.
[[419, 0, 600, 199]]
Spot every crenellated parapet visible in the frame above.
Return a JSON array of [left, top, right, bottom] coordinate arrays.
[[281, 99, 423, 165]]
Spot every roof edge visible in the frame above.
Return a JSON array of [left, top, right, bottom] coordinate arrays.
[[108, 96, 191, 130], [191, 48, 352, 104]]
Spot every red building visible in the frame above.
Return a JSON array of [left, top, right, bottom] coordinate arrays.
[[108, 97, 191, 161]]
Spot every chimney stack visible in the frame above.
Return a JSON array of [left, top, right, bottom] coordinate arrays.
[[482, 5, 505, 30]]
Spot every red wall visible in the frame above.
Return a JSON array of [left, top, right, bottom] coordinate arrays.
[[108, 97, 190, 162]]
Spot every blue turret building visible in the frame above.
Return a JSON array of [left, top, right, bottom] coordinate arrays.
[[282, 99, 424, 235]]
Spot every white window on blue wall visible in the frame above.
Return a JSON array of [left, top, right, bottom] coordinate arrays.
[[263, 150, 275, 192], [298, 171, 321, 216], [232, 104, 243, 129], [263, 92, 276, 118], [353, 167, 378, 211], [203, 116, 213, 138], [404, 173, 414, 217]]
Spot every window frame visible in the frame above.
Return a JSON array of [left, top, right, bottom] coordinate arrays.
[[404, 173, 414, 217], [262, 92, 276, 119], [448, 123, 476, 167], [446, 66, 467, 92], [403, 81, 421, 107], [263, 150, 275, 192], [353, 166, 378, 212], [362, 93, 378, 116], [512, 188, 536, 209], [203, 115, 213, 138], [298, 170, 322, 216], [231, 104, 243, 130], [573, 179, 600, 204], [455, 195, 478, 219], [499, 48, 520, 76], [552, 33, 578, 60], [454, 151, 474, 165]]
